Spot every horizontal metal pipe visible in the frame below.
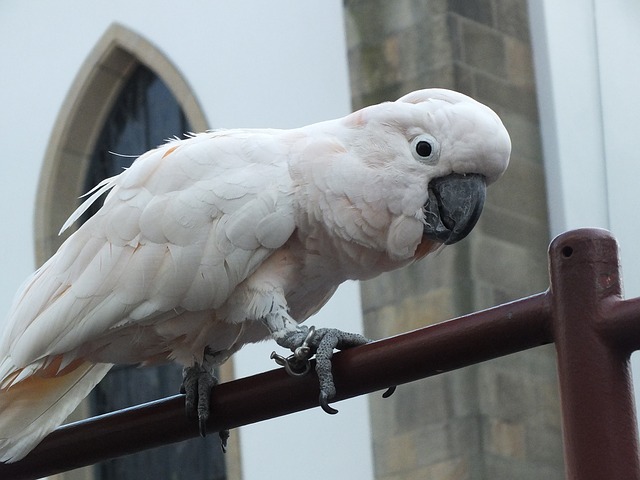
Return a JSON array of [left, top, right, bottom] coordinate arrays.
[[0, 292, 551, 480], [599, 296, 640, 352]]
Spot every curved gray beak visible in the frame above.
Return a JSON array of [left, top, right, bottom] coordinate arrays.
[[422, 173, 486, 245]]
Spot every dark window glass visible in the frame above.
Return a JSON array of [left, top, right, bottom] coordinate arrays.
[[84, 65, 189, 216], [84, 64, 226, 480]]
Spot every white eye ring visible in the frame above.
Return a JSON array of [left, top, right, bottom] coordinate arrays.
[[410, 134, 439, 164]]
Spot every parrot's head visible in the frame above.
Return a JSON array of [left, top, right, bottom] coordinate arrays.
[[346, 88, 511, 249], [399, 89, 511, 245]]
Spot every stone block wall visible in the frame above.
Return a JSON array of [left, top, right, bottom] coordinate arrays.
[[343, 1, 564, 478]]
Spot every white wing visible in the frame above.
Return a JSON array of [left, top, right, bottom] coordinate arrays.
[[1, 130, 297, 369]]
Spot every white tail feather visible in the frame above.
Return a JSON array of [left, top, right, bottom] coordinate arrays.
[[0, 361, 112, 463]]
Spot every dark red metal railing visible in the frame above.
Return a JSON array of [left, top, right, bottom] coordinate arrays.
[[1, 228, 639, 479]]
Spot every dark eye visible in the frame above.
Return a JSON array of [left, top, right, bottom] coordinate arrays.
[[415, 140, 433, 158], [410, 134, 439, 164]]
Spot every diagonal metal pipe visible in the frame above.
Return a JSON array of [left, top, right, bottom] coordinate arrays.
[[0, 293, 551, 480]]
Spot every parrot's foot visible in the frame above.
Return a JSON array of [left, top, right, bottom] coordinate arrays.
[[180, 364, 229, 451], [271, 326, 369, 414]]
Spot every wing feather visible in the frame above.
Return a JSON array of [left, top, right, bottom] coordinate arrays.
[[58, 176, 117, 235], [2, 130, 297, 367]]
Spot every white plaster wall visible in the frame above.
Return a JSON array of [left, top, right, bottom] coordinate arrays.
[[527, 1, 610, 235], [0, 1, 374, 478]]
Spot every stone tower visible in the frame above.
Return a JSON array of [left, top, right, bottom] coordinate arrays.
[[344, 1, 564, 478]]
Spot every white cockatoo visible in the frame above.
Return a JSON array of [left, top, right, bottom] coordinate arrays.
[[0, 88, 510, 462]]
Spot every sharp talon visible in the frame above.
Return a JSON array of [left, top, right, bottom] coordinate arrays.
[[199, 415, 208, 438], [219, 429, 230, 453], [319, 392, 339, 415], [382, 386, 396, 398]]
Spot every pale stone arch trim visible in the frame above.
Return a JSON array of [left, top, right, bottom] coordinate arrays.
[[35, 22, 208, 266]]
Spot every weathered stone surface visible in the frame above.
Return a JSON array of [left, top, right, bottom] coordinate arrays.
[[344, 0, 563, 478]]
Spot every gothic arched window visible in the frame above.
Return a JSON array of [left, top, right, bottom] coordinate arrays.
[[85, 65, 226, 480]]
